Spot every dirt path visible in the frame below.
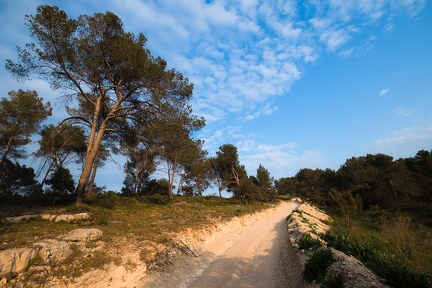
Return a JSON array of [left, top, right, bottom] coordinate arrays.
[[143, 200, 312, 288]]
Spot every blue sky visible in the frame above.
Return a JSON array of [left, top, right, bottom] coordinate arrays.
[[1, 0, 431, 193]]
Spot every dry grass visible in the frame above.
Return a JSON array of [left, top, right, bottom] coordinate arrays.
[[0, 194, 277, 250], [1, 194, 279, 280]]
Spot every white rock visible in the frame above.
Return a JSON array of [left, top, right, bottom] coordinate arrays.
[[34, 239, 73, 265], [61, 228, 103, 242], [0, 247, 39, 277]]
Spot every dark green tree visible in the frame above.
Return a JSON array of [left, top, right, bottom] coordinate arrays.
[[7, 5, 198, 203], [0, 159, 38, 197], [36, 123, 86, 187], [328, 188, 362, 227], [181, 141, 213, 196], [274, 176, 298, 196], [45, 167, 75, 204], [232, 179, 260, 204], [154, 109, 205, 198], [122, 147, 156, 195], [0, 90, 51, 164], [404, 150, 432, 202], [256, 164, 276, 201], [211, 144, 246, 197], [295, 168, 324, 202], [336, 154, 416, 208]]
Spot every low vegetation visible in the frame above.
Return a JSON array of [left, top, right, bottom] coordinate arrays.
[[278, 149, 432, 288], [0, 194, 276, 252], [303, 248, 335, 283], [323, 213, 432, 288]]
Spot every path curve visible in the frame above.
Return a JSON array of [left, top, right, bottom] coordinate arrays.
[[143, 200, 312, 288]]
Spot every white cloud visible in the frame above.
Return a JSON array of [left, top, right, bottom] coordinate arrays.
[[237, 141, 324, 178], [372, 125, 432, 152], [394, 107, 416, 117], [309, 18, 332, 30], [320, 28, 350, 51], [379, 88, 390, 96]]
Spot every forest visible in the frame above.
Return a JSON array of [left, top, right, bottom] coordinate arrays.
[[275, 150, 432, 225]]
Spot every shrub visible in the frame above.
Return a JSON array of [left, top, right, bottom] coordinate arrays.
[[303, 248, 335, 283], [144, 194, 171, 205], [323, 230, 431, 288], [298, 233, 322, 250]]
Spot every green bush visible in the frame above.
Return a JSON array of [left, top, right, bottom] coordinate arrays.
[[323, 230, 431, 288], [303, 248, 335, 283], [144, 194, 171, 205], [298, 233, 322, 250]]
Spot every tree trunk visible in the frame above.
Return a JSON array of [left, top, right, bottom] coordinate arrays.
[[40, 160, 55, 188], [75, 96, 108, 204], [168, 159, 177, 199], [87, 158, 99, 198], [1, 134, 14, 165]]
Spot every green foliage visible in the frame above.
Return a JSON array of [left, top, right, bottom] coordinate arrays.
[[26, 255, 43, 268], [298, 233, 322, 250], [7, 5, 200, 204], [211, 144, 246, 196], [182, 147, 213, 197], [303, 248, 335, 283], [232, 180, 260, 204], [328, 189, 362, 227], [143, 194, 171, 205], [274, 177, 298, 195], [0, 159, 38, 197], [0, 89, 51, 162], [36, 124, 86, 187], [45, 167, 75, 195], [324, 230, 431, 288]]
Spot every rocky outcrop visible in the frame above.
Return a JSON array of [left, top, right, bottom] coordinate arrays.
[[35, 239, 74, 265], [287, 200, 389, 288], [0, 247, 39, 281], [0, 228, 103, 284], [3, 213, 90, 223], [327, 249, 388, 288], [60, 228, 103, 242]]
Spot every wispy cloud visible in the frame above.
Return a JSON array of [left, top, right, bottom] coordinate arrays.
[[103, 0, 425, 126], [380, 88, 390, 96], [394, 107, 416, 117], [372, 125, 432, 153], [237, 140, 323, 178]]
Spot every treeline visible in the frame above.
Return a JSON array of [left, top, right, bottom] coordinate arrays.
[[275, 150, 432, 224]]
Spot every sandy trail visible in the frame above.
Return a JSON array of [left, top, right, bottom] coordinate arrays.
[[143, 200, 308, 288]]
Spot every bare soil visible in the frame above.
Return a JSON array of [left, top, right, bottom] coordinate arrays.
[[142, 200, 315, 288]]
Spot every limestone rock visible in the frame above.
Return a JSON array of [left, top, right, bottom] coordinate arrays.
[[34, 239, 73, 265], [326, 249, 389, 288], [3, 212, 90, 223], [54, 213, 90, 222], [3, 215, 39, 223], [0, 247, 39, 278], [60, 228, 103, 242]]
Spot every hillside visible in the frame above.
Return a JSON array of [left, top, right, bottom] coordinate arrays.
[[0, 195, 280, 287]]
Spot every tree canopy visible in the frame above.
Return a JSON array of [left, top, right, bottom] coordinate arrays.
[[6, 5, 202, 203], [0, 89, 51, 164]]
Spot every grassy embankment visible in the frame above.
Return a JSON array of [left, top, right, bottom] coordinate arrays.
[[323, 206, 432, 288], [0, 194, 277, 278]]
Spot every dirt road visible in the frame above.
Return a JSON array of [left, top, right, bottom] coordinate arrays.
[[143, 200, 311, 288]]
